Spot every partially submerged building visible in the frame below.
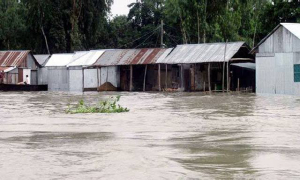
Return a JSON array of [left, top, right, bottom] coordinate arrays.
[[67, 50, 105, 92], [92, 48, 172, 91], [0, 51, 40, 85], [157, 42, 255, 92], [34, 54, 51, 85], [252, 23, 300, 95], [45, 53, 74, 91]]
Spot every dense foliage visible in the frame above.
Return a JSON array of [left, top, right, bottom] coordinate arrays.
[[0, 0, 299, 53]]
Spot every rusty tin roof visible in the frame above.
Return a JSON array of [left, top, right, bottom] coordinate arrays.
[[93, 48, 169, 66], [0, 51, 31, 67]]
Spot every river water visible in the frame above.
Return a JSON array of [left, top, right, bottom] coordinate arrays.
[[0, 92, 300, 179]]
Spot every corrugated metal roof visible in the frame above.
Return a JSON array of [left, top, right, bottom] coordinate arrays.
[[251, 23, 300, 53], [157, 42, 246, 64], [282, 23, 300, 40], [93, 48, 169, 66], [68, 50, 105, 67], [0, 51, 30, 67], [45, 54, 74, 67], [34, 54, 51, 66]]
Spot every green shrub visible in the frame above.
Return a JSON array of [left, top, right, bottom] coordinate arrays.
[[66, 95, 129, 114]]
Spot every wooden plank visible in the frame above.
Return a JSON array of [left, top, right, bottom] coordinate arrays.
[[143, 65, 148, 91]]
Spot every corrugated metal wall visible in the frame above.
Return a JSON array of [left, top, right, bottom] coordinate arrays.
[[84, 69, 98, 89], [38, 67, 48, 85], [47, 67, 69, 91], [69, 69, 83, 92]]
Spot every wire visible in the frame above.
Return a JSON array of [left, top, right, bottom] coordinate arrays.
[[119, 26, 161, 48], [134, 29, 159, 49], [165, 33, 180, 45]]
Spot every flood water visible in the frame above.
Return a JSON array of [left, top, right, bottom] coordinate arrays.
[[1, 91, 300, 179]]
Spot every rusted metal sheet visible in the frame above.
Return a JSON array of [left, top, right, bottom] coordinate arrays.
[[157, 42, 247, 64], [93, 48, 169, 66], [0, 51, 30, 67]]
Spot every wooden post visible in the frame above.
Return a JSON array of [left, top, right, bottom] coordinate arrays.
[[130, 65, 133, 91], [222, 41, 227, 92], [158, 64, 161, 91], [227, 62, 230, 92], [143, 65, 148, 92], [165, 64, 168, 90], [208, 63, 211, 92], [97, 67, 99, 89], [181, 64, 184, 91], [194, 64, 196, 91]]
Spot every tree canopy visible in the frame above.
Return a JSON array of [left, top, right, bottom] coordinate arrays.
[[0, 0, 299, 53]]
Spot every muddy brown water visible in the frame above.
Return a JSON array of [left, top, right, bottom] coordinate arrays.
[[1, 91, 300, 179]]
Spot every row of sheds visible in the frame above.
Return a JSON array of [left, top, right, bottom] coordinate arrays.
[[42, 42, 254, 92], [1, 41, 255, 92]]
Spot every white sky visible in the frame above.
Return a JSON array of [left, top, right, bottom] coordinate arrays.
[[111, 0, 136, 16]]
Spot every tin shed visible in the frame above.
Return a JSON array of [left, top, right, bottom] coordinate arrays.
[[92, 48, 172, 91], [67, 50, 105, 92], [0, 51, 40, 85], [34, 54, 51, 85], [45, 54, 74, 91], [252, 23, 300, 95], [157, 42, 254, 92]]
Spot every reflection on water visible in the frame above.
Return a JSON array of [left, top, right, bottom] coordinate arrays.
[[1, 91, 300, 179]]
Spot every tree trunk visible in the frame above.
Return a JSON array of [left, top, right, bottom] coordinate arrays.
[[41, 26, 50, 54]]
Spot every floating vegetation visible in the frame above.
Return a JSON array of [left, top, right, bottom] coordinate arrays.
[[66, 95, 129, 114]]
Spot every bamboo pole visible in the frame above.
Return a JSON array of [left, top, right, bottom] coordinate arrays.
[[130, 65, 133, 91], [143, 65, 148, 92], [208, 63, 211, 92], [158, 64, 161, 91]]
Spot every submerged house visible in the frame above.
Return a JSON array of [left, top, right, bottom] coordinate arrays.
[[67, 50, 105, 92], [157, 42, 255, 92], [92, 48, 172, 91], [0, 51, 40, 85], [252, 23, 300, 95], [45, 53, 74, 91]]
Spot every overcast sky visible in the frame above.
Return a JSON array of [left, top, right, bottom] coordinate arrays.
[[111, 0, 136, 16]]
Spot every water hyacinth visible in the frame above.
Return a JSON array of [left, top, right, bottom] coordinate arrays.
[[66, 95, 129, 114]]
